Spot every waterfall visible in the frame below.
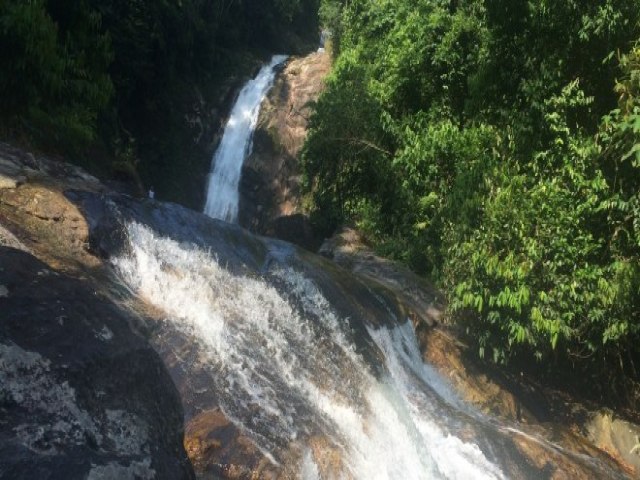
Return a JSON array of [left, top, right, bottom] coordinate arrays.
[[112, 221, 507, 479], [204, 55, 288, 222]]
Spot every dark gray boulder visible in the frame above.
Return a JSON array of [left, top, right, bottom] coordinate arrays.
[[0, 247, 194, 480]]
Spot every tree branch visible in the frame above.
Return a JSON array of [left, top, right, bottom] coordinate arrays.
[[330, 136, 392, 156]]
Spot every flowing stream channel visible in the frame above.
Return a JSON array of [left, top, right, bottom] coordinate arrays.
[[96, 53, 628, 479], [101, 211, 624, 479], [112, 221, 506, 479], [204, 55, 288, 222]]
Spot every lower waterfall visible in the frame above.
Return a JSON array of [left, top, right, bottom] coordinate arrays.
[[112, 221, 506, 479]]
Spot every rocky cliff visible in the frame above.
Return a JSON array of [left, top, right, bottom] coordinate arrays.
[[238, 51, 331, 249], [0, 144, 194, 479]]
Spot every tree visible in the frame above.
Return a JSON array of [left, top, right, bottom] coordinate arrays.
[[0, 0, 112, 151]]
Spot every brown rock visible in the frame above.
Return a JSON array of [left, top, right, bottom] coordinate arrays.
[[0, 183, 95, 272], [319, 226, 445, 327], [184, 409, 279, 479], [587, 411, 640, 475], [238, 51, 331, 245], [0, 173, 24, 189]]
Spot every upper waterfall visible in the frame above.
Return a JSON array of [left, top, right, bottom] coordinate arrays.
[[204, 55, 288, 222]]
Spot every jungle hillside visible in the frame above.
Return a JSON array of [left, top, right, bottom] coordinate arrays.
[[304, 0, 640, 409]]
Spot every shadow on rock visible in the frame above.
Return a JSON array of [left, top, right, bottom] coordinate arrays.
[[0, 247, 194, 479]]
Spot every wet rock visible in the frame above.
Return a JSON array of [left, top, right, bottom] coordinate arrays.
[[85, 459, 156, 480], [587, 411, 640, 474], [0, 224, 29, 252], [184, 409, 278, 479], [0, 145, 39, 172], [420, 316, 637, 477], [0, 247, 194, 479], [303, 436, 346, 479], [268, 213, 319, 251], [320, 226, 445, 327], [0, 142, 102, 191]]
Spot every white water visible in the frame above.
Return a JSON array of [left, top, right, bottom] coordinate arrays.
[[113, 222, 506, 479], [204, 55, 288, 222]]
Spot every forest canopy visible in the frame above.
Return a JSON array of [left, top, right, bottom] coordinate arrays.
[[305, 0, 640, 403], [0, 0, 319, 204]]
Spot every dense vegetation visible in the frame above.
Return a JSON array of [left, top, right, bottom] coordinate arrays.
[[305, 0, 640, 405], [0, 0, 319, 206]]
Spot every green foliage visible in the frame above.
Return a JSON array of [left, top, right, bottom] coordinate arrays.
[[319, 0, 343, 33], [0, 0, 113, 151], [446, 81, 609, 358], [598, 45, 640, 357], [303, 0, 640, 397], [303, 48, 391, 224], [600, 45, 640, 256]]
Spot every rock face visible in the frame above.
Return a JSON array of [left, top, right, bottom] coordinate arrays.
[[587, 412, 640, 473], [0, 248, 194, 480], [0, 142, 103, 273], [238, 51, 331, 249], [319, 227, 445, 327], [0, 144, 194, 479]]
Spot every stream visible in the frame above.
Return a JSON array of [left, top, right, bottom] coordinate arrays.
[[72, 55, 630, 478]]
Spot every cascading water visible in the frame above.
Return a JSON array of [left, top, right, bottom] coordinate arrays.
[[112, 221, 509, 479], [204, 55, 288, 222]]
